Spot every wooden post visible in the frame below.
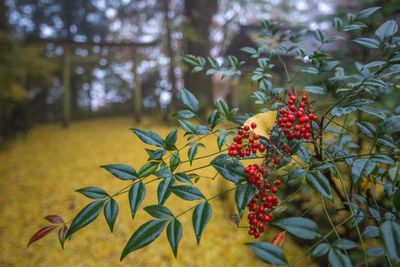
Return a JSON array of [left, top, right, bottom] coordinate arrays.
[[133, 49, 142, 123], [62, 45, 72, 127], [62, 45, 72, 128]]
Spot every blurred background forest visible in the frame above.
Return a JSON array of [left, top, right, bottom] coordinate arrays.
[[0, 0, 399, 266], [0, 0, 398, 141]]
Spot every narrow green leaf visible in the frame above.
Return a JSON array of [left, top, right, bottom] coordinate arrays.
[[378, 115, 400, 134], [312, 243, 330, 257], [120, 220, 168, 260], [375, 20, 398, 41], [192, 201, 212, 244], [104, 198, 119, 232], [76, 187, 109, 199], [380, 221, 400, 263], [211, 154, 247, 184], [157, 175, 175, 205], [352, 38, 380, 49], [131, 128, 165, 148], [367, 247, 385, 257], [358, 6, 380, 19], [144, 205, 173, 219], [305, 85, 326, 95], [179, 88, 199, 112], [305, 171, 333, 200], [328, 248, 352, 267], [169, 151, 180, 172], [174, 172, 193, 184], [165, 129, 178, 150], [357, 121, 376, 138], [101, 164, 138, 180], [333, 239, 357, 250], [272, 217, 321, 240], [246, 242, 288, 265], [66, 200, 105, 238], [146, 149, 166, 161], [138, 162, 160, 178], [178, 120, 196, 134], [235, 183, 256, 218], [169, 185, 205, 200], [129, 181, 146, 218], [173, 109, 195, 119], [167, 219, 183, 258], [217, 133, 228, 151], [207, 110, 220, 129], [362, 225, 379, 238], [58, 225, 68, 249]]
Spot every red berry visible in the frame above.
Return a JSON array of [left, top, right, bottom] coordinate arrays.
[[258, 145, 266, 152], [290, 95, 297, 101], [289, 105, 296, 112], [244, 125, 250, 131], [253, 133, 259, 140], [274, 179, 282, 185], [251, 122, 257, 129], [271, 187, 278, 194], [238, 130, 244, 135], [302, 94, 308, 101]]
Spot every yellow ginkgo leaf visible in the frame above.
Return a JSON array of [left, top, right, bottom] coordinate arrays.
[[243, 111, 277, 138]]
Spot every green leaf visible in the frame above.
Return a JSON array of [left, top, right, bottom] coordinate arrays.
[[272, 217, 321, 240], [129, 182, 146, 218], [58, 225, 68, 249], [179, 88, 199, 112], [333, 239, 357, 250], [217, 133, 228, 151], [174, 172, 193, 184], [120, 220, 168, 260], [375, 20, 398, 41], [357, 121, 376, 138], [131, 128, 165, 148], [188, 145, 198, 166], [173, 109, 195, 119], [378, 115, 400, 134], [144, 205, 173, 219], [211, 154, 247, 184], [246, 242, 288, 265], [76, 187, 108, 199], [146, 149, 166, 161], [358, 6, 380, 19], [380, 221, 400, 263], [305, 85, 326, 95], [167, 219, 183, 258], [235, 183, 256, 218], [351, 159, 374, 184], [169, 185, 205, 200], [104, 198, 119, 232], [157, 175, 175, 205], [352, 38, 380, 48], [192, 201, 212, 244], [165, 129, 178, 150], [305, 171, 333, 200], [169, 151, 180, 172], [178, 120, 196, 134], [367, 247, 385, 257], [362, 225, 379, 238], [359, 106, 387, 120], [66, 200, 105, 238], [101, 164, 138, 180], [312, 243, 330, 257], [208, 110, 221, 129], [314, 29, 325, 43], [138, 162, 160, 178], [328, 248, 352, 267]]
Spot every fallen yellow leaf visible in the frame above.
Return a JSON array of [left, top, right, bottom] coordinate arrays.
[[244, 111, 277, 138]]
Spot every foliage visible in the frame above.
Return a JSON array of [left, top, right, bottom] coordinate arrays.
[[29, 5, 400, 266]]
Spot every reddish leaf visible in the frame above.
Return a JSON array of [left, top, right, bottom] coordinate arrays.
[[28, 225, 57, 247], [271, 231, 286, 248], [44, 215, 64, 224], [58, 225, 68, 249]]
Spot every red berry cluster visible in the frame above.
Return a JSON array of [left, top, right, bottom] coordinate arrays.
[[277, 93, 317, 141], [245, 163, 282, 238], [228, 122, 266, 157]]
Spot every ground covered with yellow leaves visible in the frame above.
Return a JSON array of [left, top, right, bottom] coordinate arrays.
[[0, 117, 316, 266]]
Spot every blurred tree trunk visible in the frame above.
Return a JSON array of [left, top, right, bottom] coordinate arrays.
[[133, 49, 142, 123], [0, 0, 7, 31], [184, 0, 218, 113], [162, 0, 178, 118]]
